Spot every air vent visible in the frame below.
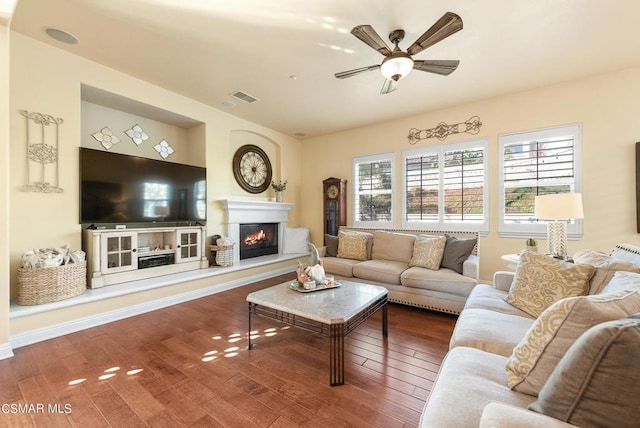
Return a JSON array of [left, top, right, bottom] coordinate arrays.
[[230, 90, 260, 104]]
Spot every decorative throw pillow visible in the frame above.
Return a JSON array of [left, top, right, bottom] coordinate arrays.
[[505, 251, 594, 318], [505, 290, 640, 396], [573, 249, 640, 294], [601, 271, 640, 294], [336, 230, 370, 261], [529, 316, 640, 428], [324, 234, 339, 257], [281, 227, 310, 254], [409, 235, 447, 270], [440, 235, 477, 274]]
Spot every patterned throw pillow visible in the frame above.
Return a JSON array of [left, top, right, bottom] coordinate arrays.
[[505, 290, 640, 396], [505, 251, 594, 318], [409, 235, 447, 270], [336, 230, 370, 261]]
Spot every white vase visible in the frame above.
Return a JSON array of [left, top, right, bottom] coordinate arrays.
[[276, 191, 283, 202]]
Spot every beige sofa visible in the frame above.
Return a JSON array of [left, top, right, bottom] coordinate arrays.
[[319, 227, 479, 314], [420, 244, 640, 427]]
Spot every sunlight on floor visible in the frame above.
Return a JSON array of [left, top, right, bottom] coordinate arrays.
[[68, 365, 144, 386]]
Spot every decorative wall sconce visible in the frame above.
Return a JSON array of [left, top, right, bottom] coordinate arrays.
[[20, 110, 64, 193], [408, 116, 482, 144]]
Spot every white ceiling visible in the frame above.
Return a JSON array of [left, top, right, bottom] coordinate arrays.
[[10, 0, 640, 139]]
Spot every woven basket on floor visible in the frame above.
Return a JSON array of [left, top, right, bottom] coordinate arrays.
[[17, 261, 87, 305], [210, 244, 234, 267]]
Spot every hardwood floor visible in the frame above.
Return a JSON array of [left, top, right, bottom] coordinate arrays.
[[0, 274, 457, 427]]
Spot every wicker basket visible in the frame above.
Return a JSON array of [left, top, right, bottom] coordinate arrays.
[[210, 244, 234, 267], [17, 261, 87, 305]]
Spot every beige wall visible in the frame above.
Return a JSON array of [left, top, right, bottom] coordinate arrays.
[[300, 66, 640, 282], [5, 32, 302, 333], [1, 24, 9, 348]]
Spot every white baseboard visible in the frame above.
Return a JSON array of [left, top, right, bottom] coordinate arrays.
[[0, 342, 14, 360], [9, 266, 293, 351]]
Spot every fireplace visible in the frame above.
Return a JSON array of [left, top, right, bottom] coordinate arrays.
[[239, 223, 278, 260], [220, 199, 293, 265]]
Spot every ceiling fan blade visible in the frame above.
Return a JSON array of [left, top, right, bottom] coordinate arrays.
[[351, 25, 393, 56], [334, 64, 380, 79], [407, 12, 463, 56], [413, 59, 460, 76], [380, 78, 398, 95]]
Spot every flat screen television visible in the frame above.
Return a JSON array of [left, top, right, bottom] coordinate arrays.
[[80, 148, 206, 224]]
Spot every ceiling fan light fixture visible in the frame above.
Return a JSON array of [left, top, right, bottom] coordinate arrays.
[[380, 53, 414, 80]]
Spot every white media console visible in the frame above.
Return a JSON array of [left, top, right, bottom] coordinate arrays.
[[83, 225, 209, 288]]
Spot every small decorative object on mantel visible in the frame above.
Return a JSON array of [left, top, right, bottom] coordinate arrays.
[[407, 116, 482, 144], [92, 126, 121, 150], [525, 238, 538, 253], [125, 124, 149, 146], [154, 139, 175, 159], [17, 245, 87, 305], [271, 180, 287, 202], [20, 110, 64, 193]]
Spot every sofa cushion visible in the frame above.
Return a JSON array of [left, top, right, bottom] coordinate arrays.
[[449, 307, 535, 356], [353, 259, 409, 284], [401, 266, 476, 297], [420, 347, 536, 428], [529, 316, 640, 428], [371, 231, 416, 263], [409, 235, 446, 270], [573, 249, 640, 294], [506, 251, 594, 318], [506, 290, 640, 396], [463, 284, 532, 317], [336, 230, 371, 261], [601, 270, 640, 294], [320, 256, 361, 277], [324, 234, 338, 257], [441, 235, 477, 274]]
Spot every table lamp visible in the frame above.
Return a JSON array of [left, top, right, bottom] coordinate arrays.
[[534, 193, 583, 260]]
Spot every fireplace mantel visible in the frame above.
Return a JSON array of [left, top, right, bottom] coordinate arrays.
[[220, 199, 294, 265]]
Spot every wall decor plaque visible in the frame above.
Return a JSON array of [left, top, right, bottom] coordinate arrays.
[[408, 116, 482, 144]]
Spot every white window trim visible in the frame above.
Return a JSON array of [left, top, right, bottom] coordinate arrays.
[[352, 152, 395, 228], [498, 123, 583, 239], [401, 138, 489, 234]]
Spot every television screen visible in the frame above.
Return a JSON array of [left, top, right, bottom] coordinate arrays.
[[80, 148, 206, 224]]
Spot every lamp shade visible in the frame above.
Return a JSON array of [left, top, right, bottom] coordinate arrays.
[[534, 193, 584, 220], [380, 53, 414, 80]]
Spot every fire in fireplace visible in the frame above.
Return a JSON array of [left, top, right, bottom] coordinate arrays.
[[239, 223, 278, 260]]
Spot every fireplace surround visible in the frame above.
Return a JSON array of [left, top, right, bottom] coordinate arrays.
[[221, 199, 293, 265]]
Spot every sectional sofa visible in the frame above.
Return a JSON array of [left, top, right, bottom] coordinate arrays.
[[319, 227, 479, 314], [420, 244, 640, 427]]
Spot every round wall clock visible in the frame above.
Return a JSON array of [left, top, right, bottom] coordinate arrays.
[[232, 144, 273, 194]]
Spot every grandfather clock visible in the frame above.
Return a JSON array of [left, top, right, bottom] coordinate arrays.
[[323, 177, 347, 238]]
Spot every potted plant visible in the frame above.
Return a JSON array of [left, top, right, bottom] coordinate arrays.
[[271, 180, 287, 202], [525, 238, 538, 253]]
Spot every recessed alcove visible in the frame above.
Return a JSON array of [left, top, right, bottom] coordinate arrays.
[[80, 84, 206, 167]]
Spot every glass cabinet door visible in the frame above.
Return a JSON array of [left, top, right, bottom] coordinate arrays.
[[176, 229, 200, 263], [101, 232, 138, 273]]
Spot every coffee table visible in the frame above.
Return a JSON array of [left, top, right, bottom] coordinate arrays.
[[246, 279, 388, 386]]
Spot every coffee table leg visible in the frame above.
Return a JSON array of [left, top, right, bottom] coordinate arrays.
[[329, 323, 345, 386], [382, 303, 388, 337]]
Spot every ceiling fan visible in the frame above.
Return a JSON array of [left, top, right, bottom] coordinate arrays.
[[335, 12, 463, 94]]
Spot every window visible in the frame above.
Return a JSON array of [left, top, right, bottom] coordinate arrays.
[[498, 123, 582, 238], [353, 153, 394, 227], [403, 138, 488, 232]]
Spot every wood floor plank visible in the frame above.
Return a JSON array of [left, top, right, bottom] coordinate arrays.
[[0, 273, 457, 427]]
